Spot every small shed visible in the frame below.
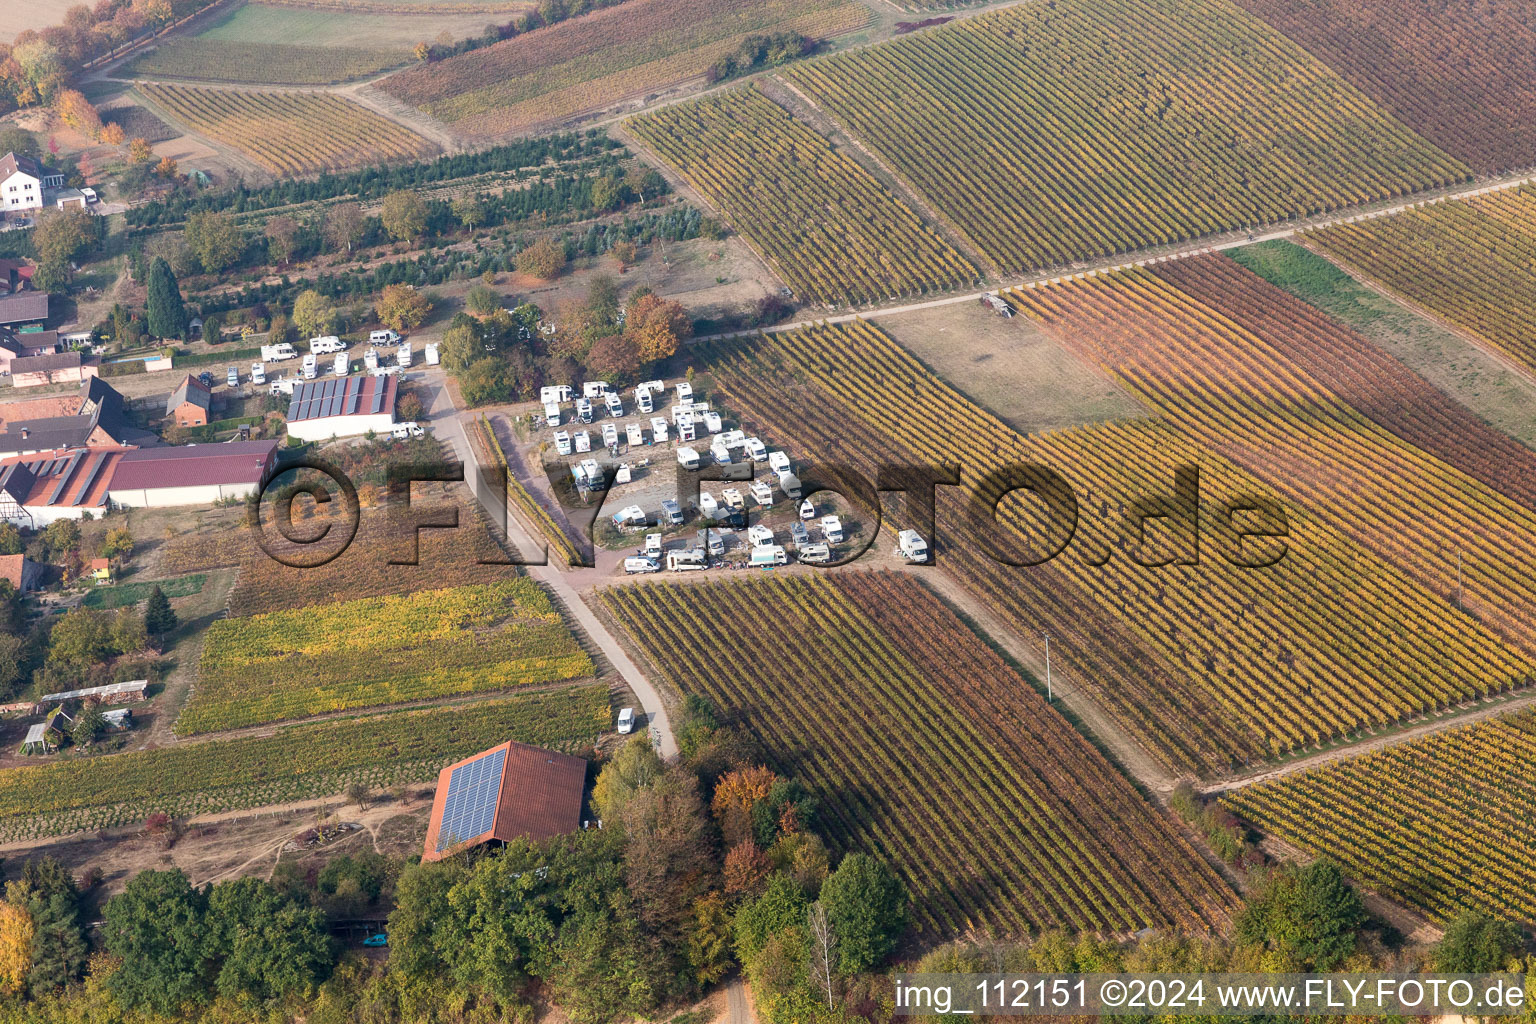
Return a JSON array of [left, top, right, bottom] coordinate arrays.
[[88, 557, 111, 583]]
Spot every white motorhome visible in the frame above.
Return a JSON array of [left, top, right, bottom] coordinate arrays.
[[250, 362, 267, 385], [369, 329, 401, 345], [541, 385, 574, 405], [582, 381, 608, 399], [309, 336, 344, 355], [269, 378, 296, 397], [799, 498, 816, 520], [261, 342, 297, 362], [397, 342, 412, 368], [695, 529, 725, 557], [768, 450, 791, 474], [365, 348, 380, 371], [745, 438, 768, 462], [679, 419, 697, 443], [703, 411, 722, 434], [574, 430, 592, 454], [644, 533, 663, 559], [602, 423, 619, 449], [301, 353, 318, 379], [750, 480, 774, 506], [605, 392, 623, 418], [675, 381, 693, 402], [424, 343, 440, 366], [660, 499, 683, 525], [650, 417, 669, 444], [624, 556, 661, 575], [896, 529, 930, 562], [750, 545, 787, 568], [821, 515, 844, 543], [626, 423, 645, 447], [747, 524, 774, 547], [667, 548, 707, 572], [554, 430, 572, 456], [720, 487, 745, 510], [611, 505, 647, 529], [676, 446, 701, 470], [333, 352, 348, 376], [711, 442, 732, 466], [579, 459, 602, 487], [797, 542, 831, 564], [790, 520, 810, 550], [779, 471, 803, 499], [636, 387, 654, 414], [698, 491, 718, 517], [543, 401, 561, 425], [576, 398, 593, 423]]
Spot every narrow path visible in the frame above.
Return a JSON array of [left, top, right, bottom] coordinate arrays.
[[1200, 689, 1536, 797], [726, 978, 756, 1024], [427, 375, 678, 758]]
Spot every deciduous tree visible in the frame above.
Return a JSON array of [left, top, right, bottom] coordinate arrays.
[[515, 238, 566, 279], [184, 210, 244, 273], [291, 289, 334, 340], [820, 853, 905, 974], [322, 202, 365, 253], [376, 284, 431, 331], [102, 869, 213, 1014], [380, 190, 427, 241]]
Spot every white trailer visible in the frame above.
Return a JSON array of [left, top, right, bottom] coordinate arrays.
[[626, 423, 645, 447], [365, 348, 379, 371], [579, 459, 602, 487], [424, 343, 440, 366], [397, 342, 412, 368], [749, 545, 787, 568], [750, 480, 774, 506], [309, 335, 344, 355], [261, 342, 297, 362], [896, 529, 930, 562], [667, 548, 707, 572]]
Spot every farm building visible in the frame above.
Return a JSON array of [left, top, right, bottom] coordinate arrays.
[[0, 378, 153, 456], [0, 447, 124, 527], [38, 679, 149, 705], [105, 440, 277, 508], [422, 740, 587, 862], [10, 351, 96, 389], [284, 375, 397, 442], [0, 553, 42, 593], [0, 291, 48, 331], [166, 375, 213, 428]]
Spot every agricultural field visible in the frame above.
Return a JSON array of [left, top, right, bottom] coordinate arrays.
[[140, 83, 437, 175], [98, 103, 179, 143], [1231, 0, 1536, 173], [1228, 240, 1536, 450], [130, 39, 409, 85], [784, 0, 1467, 274], [377, 0, 869, 137], [1306, 188, 1536, 379], [700, 318, 1532, 775], [179, 579, 595, 734], [1223, 708, 1536, 922], [0, 686, 609, 844], [628, 90, 975, 305], [82, 574, 207, 610], [603, 573, 1238, 935], [195, 2, 508, 49]]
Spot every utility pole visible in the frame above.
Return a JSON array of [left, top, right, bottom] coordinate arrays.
[[1457, 550, 1464, 611], [1043, 632, 1053, 703]]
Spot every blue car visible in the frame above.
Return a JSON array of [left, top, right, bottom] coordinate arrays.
[[362, 933, 388, 947]]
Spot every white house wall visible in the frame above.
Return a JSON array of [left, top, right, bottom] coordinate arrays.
[[108, 482, 259, 508], [285, 413, 396, 443]]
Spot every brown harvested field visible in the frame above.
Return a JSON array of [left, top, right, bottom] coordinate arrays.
[[141, 83, 437, 175], [378, 0, 869, 137], [873, 301, 1144, 436], [1233, 0, 1536, 173], [0, 0, 75, 42]]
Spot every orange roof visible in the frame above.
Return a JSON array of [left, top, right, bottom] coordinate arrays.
[[89, 558, 109, 571], [0, 394, 85, 432], [0, 447, 127, 510], [422, 740, 587, 862], [0, 554, 29, 590]]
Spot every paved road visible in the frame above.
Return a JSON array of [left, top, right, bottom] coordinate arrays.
[[422, 373, 678, 758]]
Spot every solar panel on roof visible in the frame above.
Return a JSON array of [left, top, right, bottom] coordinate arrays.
[[45, 452, 82, 505], [435, 747, 508, 852], [370, 382, 385, 415]]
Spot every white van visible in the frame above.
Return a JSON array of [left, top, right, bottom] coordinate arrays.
[[750, 545, 787, 568], [821, 515, 844, 543], [623, 556, 661, 575], [554, 430, 572, 456], [369, 329, 401, 345], [616, 707, 637, 733]]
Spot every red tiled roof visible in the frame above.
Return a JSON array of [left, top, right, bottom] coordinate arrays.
[[0, 447, 125, 510], [422, 740, 587, 862], [0, 554, 30, 590], [106, 440, 277, 492]]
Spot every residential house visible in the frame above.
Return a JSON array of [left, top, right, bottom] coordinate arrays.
[[166, 374, 212, 428], [9, 351, 97, 389], [88, 557, 111, 583], [0, 152, 64, 216], [0, 553, 42, 593], [0, 378, 152, 456], [0, 291, 48, 333]]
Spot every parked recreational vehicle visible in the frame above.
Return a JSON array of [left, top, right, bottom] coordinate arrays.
[[574, 430, 592, 454], [676, 447, 701, 470], [554, 430, 572, 456], [369, 329, 401, 345], [624, 556, 661, 575], [261, 342, 297, 362], [750, 545, 787, 568], [896, 529, 929, 562], [301, 353, 318, 379], [821, 515, 844, 543], [250, 363, 266, 385], [667, 548, 707, 571], [333, 352, 348, 376], [309, 336, 344, 355]]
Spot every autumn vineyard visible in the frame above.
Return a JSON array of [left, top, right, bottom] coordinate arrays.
[[602, 572, 1238, 934]]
